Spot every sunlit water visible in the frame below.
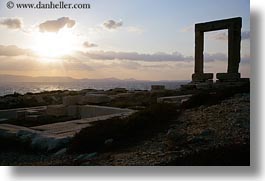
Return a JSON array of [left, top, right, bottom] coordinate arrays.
[[0, 81, 188, 96]]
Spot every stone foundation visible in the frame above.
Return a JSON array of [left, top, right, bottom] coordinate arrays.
[[192, 73, 213, 82], [216, 73, 241, 82]]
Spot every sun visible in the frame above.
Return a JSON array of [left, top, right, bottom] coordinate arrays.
[[32, 30, 75, 58]]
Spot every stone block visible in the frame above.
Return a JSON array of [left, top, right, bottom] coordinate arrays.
[[63, 95, 81, 106], [16, 111, 27, 121], [180, 84, 197, 90], [26, 110, 39, 115], [157, 95, 193, 105], [216, 73, 241, 81], [78, 94, 111, 105], [67, 105, 80, 118], [35, 96, 45, 104], [196, 83, 213, 90], [192, 73, 213, 82], [80, 105, 131, 119], [46, 105, 67, 117], [26, 115, 39, 121], [111, 88, 127, 93]]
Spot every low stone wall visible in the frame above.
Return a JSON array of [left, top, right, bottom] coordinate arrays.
[[0, 106, 46, 120], [157, 95, 193, 105], [0, 108, 135, 152], [80, 105, 132, 119]]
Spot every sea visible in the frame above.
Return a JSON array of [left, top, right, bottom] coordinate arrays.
[[0, 81, 188, 96]]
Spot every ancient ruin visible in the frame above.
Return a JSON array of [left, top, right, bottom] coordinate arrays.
[[192, 17, 242, 83]]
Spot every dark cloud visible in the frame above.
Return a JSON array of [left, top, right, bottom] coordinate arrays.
[[83, 41, 98, 48], [39, 17, 75, 33], [103, 20, 123, 29], [0, 17, 23, 30], [81, 51, 193, 62], [0, 45, 29, 56], [212, 31, 250, 41]]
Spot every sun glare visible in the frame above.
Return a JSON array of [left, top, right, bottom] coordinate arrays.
[[33, 30, 75, 58]]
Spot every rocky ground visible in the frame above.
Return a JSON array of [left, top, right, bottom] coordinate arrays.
[[0, 93, 250, 166], [87, 93, 250, 166]]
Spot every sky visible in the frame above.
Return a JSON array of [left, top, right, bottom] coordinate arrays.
[[0, 0, 250, 80]]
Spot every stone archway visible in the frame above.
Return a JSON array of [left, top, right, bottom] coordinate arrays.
[[192, 17, 242, 83]]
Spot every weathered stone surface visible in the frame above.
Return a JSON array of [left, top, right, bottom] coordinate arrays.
[[0, 106, 135, 152], [78, 94, 111, 105], [192, 73, 213, 82], [26, 115, 40, 121], [63, 95, 81, 106], [80, 105, 132, 119], [35, 96, 45, 104], [157, 95, 192, 105], [0, 124, 37, 138], [67, 105, 79, 118], [75, 152, 98, 162], [31, 134, 71, 151], [111, 88, 128, 93], [53, 148, 67, 156], [1, 106, 46, 120], [193, 17, 242, 82], [151, 85, 166, 92], [0, 118, 8, 122], [196, 83, 213, 90], [216, 73, 241, 81], [16, 111, 26, 121], [104, 138, 114, 147], [213, 81, 249, 89], [46, 105, 67, 117], [181, 84, 197, 90]]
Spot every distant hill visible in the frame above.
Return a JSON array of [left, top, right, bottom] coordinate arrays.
[[0, 74, 152, 83]]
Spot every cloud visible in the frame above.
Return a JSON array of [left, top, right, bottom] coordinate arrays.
[[0, 45, 30, 56], [126, 26, 144, 34], [212, 32, 228, 40], [103, 20, 123, 29], [204, 52, 250, 64], [83, 41, 98, 48], [181, 25, 193, 32], [204, 52, 227, 62], [62, 56, 94, 71], [0, 56, 40, 71], [81, 51, 193, 62], [241, 31, 250, 40], [212, 31, 250, 41], [0, 17, 23, 30], [39, 17, 75, 33]]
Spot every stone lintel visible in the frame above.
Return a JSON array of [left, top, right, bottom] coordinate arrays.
[[195, 17, 242, 32], [192, 73, 213, 82], [216, 73, 241, 81]]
